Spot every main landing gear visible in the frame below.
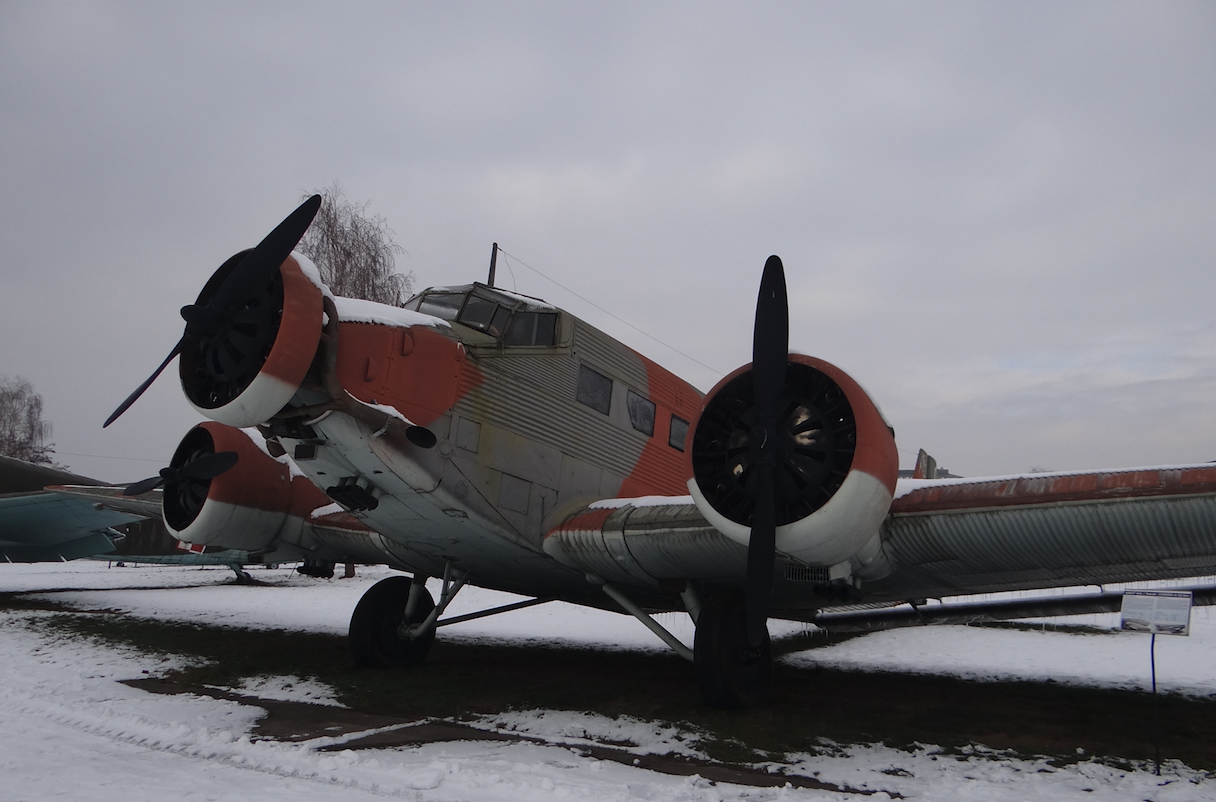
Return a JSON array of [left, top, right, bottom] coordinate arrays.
[[350, 568, 773, 709], [586, 573, 773, 709], [349, 575, 437, 668], [349, 564, 554, 670]]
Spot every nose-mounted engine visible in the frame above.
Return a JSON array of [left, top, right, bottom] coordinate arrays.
[[104, 195, 449, 449], [179, 251, 324, 428], [686, 353, 898, 568], [104, 195, 328, 431]]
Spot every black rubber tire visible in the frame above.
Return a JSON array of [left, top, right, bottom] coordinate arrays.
[[693, 590, 773, 708], [349, 576, 436, 668]]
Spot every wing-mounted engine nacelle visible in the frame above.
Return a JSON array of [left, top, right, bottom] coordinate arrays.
[[685, 354, 898, 569], [164, 422, 309, 552], [180, 253, 325, 428]]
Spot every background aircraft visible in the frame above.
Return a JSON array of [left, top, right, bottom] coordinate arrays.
[[0, 454, 250, 572], [84, 197, 1216, 708]]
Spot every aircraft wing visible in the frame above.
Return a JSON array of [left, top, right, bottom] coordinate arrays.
[[872, 465, 1216, 599], [0, 456, 253, 567], [544, 464, 1216, 624], [0, 455, 143, 562], [47, 484, 164, 518], [0, 491, 140, 562]]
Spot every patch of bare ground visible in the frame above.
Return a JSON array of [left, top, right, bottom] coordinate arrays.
[[10, 596, 1216, 777], [122, 676, 880, 794]]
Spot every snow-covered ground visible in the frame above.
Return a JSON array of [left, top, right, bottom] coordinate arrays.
[[2, 561, 1214, 801]]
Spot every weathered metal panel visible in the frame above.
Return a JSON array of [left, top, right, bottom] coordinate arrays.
[[874, 492, 1216, 599], [894, 466, 1216, 513], [545, 500, 829, 609], [455, 350, 648, 485]]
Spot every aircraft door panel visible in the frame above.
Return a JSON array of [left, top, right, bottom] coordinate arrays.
[[498, 472, 531, 514], [469, 421, 564, 492]]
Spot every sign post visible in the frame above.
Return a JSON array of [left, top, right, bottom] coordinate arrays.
[[1120, 590, 1193, 775]]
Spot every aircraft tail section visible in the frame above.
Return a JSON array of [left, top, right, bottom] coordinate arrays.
[[912, 449, 938, 480]]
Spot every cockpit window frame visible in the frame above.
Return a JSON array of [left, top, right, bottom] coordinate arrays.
[[409, 292, 465, 321], [404, 284, 564, 347]]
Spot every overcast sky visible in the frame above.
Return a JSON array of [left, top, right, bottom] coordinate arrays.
[[2, 1, 1214, 482]]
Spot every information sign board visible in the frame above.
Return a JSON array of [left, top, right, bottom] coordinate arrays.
[[1120, 590, 1192, 636]]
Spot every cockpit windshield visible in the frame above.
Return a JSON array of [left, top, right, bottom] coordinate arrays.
[[414, 293, 464, 321], [403, 285, 560, 346], [459, 294, 511, 336]]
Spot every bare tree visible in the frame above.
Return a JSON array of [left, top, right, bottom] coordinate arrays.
[[0, 375, 55, 465], [297, 184, 414, 305]]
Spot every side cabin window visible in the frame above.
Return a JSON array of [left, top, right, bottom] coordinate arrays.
[[626, 390, 655, 436], [577, 365, 612, 415], [505, 311, 559, 346], [669, 414, 689, 451]]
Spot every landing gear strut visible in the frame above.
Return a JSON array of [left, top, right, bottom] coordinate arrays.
[[349, 575, 436, 668], [694, 591, 772, 708]]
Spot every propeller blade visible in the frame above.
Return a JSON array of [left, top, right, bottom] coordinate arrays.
[[105, 197, 322, 429], [208, 194, 322, 317], [120, 451, 238, 497], [752, 255, 789, 417], [177, 450, 239, 480], [122, 473, 167, 496], [745, 463, 777, 646], [103, 336, 186, 428], [744, 255, 789, 648]]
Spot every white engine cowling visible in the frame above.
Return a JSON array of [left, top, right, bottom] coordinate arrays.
[[685, 354, 898, 568], [164, 422, 309, 552], [179, 253, 325, 428]]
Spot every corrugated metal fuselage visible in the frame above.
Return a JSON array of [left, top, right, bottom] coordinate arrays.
[[279, 300, 709, 610]]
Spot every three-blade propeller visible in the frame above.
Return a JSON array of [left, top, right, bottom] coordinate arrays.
[[104, 195, 323, 428], [744, 255, 789, 648], [122, 450, 239, 497]]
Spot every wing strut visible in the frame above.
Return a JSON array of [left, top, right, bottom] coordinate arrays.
[[586, 572, 695, 662]]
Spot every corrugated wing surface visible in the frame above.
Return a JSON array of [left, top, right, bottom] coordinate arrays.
[[875, 490, 1216, 600]]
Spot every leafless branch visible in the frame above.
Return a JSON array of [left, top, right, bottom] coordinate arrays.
[[297, 183, 415, 305], [0, 375, 56, 465]]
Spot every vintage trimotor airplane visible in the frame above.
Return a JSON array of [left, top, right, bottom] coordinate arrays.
[[86, 196, 1216, 708]]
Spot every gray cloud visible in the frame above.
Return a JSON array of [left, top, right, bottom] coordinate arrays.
[[2, 1, 1214, 480]]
